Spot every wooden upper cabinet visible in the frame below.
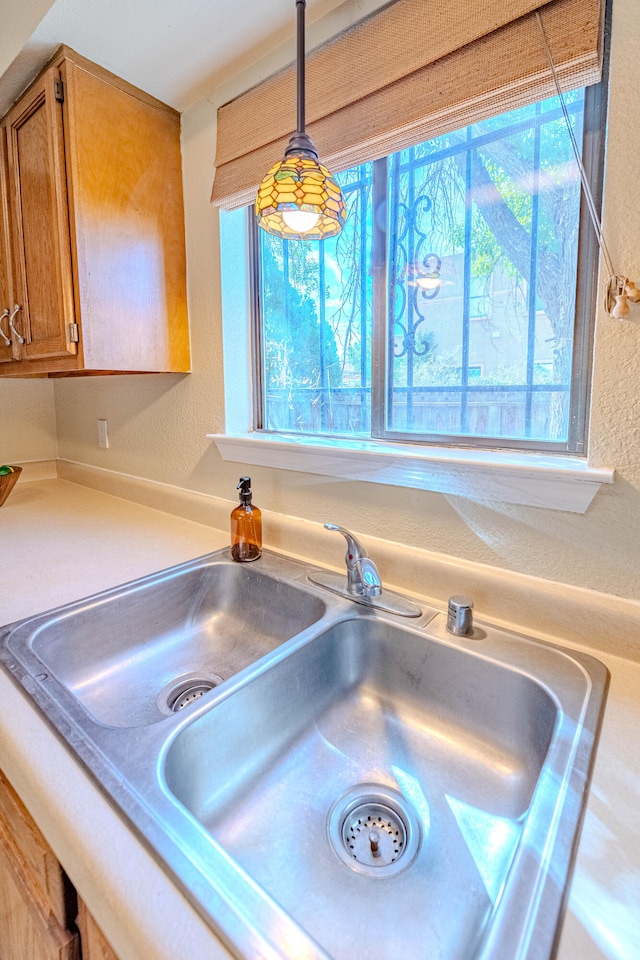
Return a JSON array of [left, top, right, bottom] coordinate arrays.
[[0, 47, 190, 376]]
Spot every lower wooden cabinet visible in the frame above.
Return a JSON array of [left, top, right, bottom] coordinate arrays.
[[0, 837, 78, 960], [0, 770, 118, 960]]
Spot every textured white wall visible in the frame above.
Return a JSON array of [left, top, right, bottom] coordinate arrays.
[[52, 0, 640, 603], [0, 379, 58, 462]]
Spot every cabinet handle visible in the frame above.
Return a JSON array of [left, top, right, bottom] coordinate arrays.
[[0, 308, 10, 346], [8, 304, 25, 344]]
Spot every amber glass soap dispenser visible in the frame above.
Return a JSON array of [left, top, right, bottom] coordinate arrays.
[[231, 477, 262, 562]]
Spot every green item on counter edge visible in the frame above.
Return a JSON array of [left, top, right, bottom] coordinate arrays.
[[0, 465, 15, 475]]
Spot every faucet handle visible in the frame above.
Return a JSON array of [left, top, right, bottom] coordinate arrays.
[[324, 523, 368, 564]]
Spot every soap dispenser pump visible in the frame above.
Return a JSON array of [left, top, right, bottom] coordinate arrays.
[[231, 477, 262, 562]]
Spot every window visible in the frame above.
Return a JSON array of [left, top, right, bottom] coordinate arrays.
[[251, 86, 604, 454]]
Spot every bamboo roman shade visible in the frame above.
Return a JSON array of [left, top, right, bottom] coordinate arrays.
[[211, 0, 604, 210]]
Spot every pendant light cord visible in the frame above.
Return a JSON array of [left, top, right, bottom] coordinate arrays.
[[535, 11, 615, 280], [296, 0, 306, 134]]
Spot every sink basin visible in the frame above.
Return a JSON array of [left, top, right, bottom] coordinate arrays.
[[163, 615, 608, 960], [2, 552, 327, 727], [0, 547, 608, 960]]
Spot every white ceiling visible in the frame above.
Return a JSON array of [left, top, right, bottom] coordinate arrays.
[[0, 0, 387, 116]]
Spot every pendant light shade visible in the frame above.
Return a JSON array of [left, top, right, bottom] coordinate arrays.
[[256, 0, 346, 240], [256, 148, 346, 240]]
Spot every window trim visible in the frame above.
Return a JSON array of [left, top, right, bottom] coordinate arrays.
[[214, 72, 614, 513], [208, 431, 613, 514]]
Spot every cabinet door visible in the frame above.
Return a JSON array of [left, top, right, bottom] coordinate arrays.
[[5, 67, 77, 363], [61, 57, 189, 373], [0, 771, 74, 925], [0, 126, 14, 364], [76, 898, 120, 960]]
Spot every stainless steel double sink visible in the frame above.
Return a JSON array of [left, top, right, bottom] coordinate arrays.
[[0, 548, 609, 960]]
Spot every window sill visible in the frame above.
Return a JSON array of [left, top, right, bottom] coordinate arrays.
[[208, 433, 614, 514]]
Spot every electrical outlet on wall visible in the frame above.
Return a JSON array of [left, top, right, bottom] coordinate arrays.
[[97, 419, 109, 449]]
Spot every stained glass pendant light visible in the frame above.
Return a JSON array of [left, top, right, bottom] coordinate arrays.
[[255, 0, 346, 240]]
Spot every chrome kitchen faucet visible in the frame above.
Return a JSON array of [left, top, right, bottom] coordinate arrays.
[[307, 523, 422, 618], [324, 523, 382, 600]]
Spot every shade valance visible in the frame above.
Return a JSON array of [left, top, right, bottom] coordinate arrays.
[[212, 0, 604, 209]]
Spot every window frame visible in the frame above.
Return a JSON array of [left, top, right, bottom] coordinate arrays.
[[249, 81, 607, 457]]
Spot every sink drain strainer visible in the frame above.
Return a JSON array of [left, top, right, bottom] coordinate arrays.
[[158, 673, 224, 716], [328, 784, 422, 878]]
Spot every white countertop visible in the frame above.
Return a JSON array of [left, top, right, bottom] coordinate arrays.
[[1, 476, 639, 960]]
